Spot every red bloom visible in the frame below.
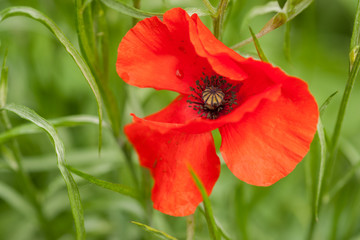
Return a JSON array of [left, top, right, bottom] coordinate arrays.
[[117, 8, 318, 216]]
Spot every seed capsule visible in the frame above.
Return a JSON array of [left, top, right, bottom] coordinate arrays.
[[202, 86, 225, 110]]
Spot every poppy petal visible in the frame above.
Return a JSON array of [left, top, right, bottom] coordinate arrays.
[[117, 8, 247, 95], [131, 82, 281, 134], [219, 65, 318, 186], [189, 14, 247, 81], [125, 122, 220, 216]]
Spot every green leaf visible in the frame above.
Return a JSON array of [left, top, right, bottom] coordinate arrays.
[[331, 46, 360, 151], [184, 8, 211, 17], [1, 103, 85, 240], [76, 0, 98, 71], [67, 165, 140, 200], [0, 48, 8, 108], [319, 91, 338, 115], [249, 26, 269, 62], [201, 0, 216, 16], [198, 207, 232, 240], [130, 221, 178, 240], [350, 1, 360, 67], [100, 0, 162, 19], [247, 1, 282, 20], [314, 118, 326, 221], [231, 0, 313, 49], [0, 115, 104, 144], [0, 6, 103, 152], [284, 0, 314, 21], [189, 167, 220, 240]]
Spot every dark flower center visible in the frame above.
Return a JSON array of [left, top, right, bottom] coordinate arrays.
[[187, 74, 241, 120]]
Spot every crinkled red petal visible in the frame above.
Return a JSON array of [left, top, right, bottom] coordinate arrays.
[[116, 8, 247, 95], [124, 122, 220, 216], [219, 62, 319, 186], [131, 59, 286, 134]]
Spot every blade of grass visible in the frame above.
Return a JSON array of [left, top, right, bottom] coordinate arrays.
[[351, 0, 360, 52], [314, 118, 326, 221], [100, 0, 162, 19], [284, 0, 313, 21], [0, 54, 54, 239], [247, 1, 282, 20], [189, 167, 220, 240], [319, 91, 338, 115], [77, 0, 121, 137], [331, 48, 360, 153], [0, 48, 8, 108], [198, 207, 231, 240], [76, 0, 98, 71], [131, 221, 178, 240], [331, 0, 360, 151], [249, 26, 268, 62], [67, 165, 139, 199], [201, 0, 216, 16], [0, 7, 103, 152], [231, 0, 313, 49], [1, 103, 85, 240], [0, 115, 104, 144]]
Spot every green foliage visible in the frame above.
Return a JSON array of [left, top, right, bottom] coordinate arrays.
[[100, 0, 163, 19], [0, 0, 360, 239], [0, 6, 103, 151], [1, 103, 85, 239], [189, 167, 220, 240], [67, 165, 140, 199], [0, 49, 8, 108], [131, 221, 178, 240], [249, 26, 269, 62]]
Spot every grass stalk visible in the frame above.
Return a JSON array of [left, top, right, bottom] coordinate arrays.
[[0, 111, 53, 239]]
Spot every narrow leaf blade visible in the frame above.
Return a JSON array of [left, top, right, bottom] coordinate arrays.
[[0, 48, 8, 108], [100, 0, 162, 19], [249, 26, 269, 62], [131, 221, 178, 240], [319, 91, 338, 115], [67, 165, 139, 199], [1, 103, 85, 240], [0, 7, 103, 152], [0, 115, 104, 144], [189, 167, 220, 240], [314, 118, 326, 221]]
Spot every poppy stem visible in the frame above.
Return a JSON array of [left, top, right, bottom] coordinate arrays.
[[201, 0, 216, 16], [212, 0, 229, 40], [132, 0, 141, 25], [186, 214, 195, 240]]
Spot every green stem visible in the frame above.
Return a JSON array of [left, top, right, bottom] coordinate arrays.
[[306, 215, 316, 240], [0, 111, 53, 240], [212, 0, 229, 40], [186, 214, 195, 240], [119, 140, 140, 190], [141, 168, 153, 225], [331, 52, 360, 154], [132, 0, 141, 25], [202, 0, 216, 16]]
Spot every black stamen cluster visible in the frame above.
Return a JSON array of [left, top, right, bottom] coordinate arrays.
[[187, 74, 241, 120]]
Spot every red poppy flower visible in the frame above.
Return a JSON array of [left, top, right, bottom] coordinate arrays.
[[117, 8, 318, 216]]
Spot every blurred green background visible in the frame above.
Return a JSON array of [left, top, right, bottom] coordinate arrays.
[[0, 0, 360, 239]]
